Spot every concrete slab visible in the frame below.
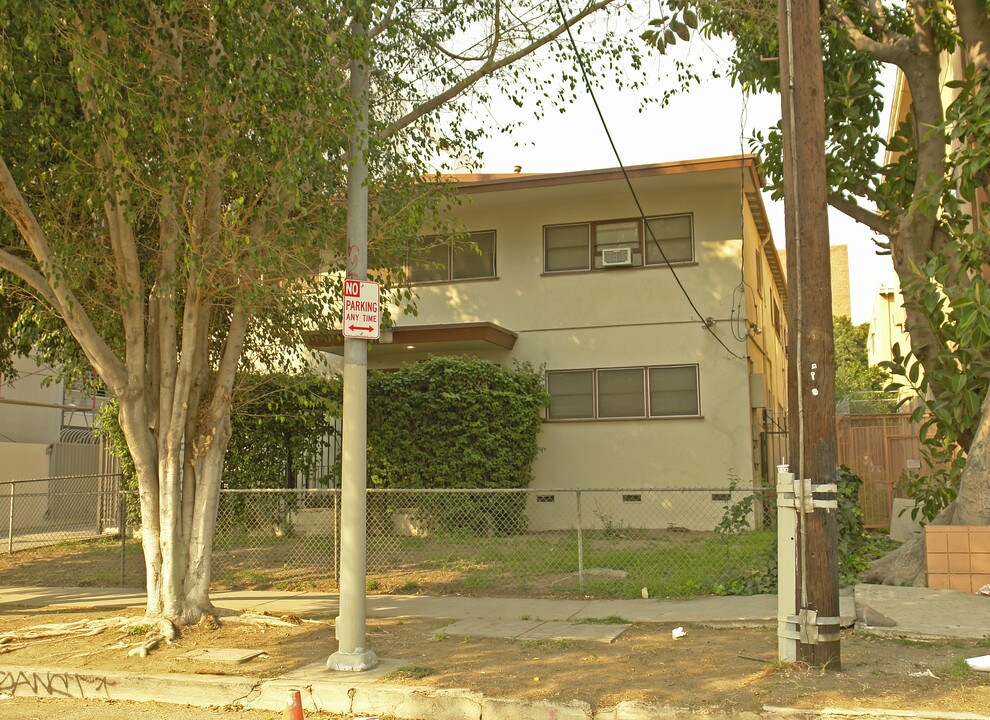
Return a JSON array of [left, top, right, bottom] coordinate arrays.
[[890, 499, 924, 543], [854, 584, 990, 640], [440, 618, 542, 639], [366, 595, 591, 621], [516, 621, 629, 643], [440, 618, 628, 643], [569, 594, 777, 624], [176, 648, 267, 664]]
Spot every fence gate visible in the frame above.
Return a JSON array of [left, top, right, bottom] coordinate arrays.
[[758, 409, 789, 487], [836, 413, 923, 529]]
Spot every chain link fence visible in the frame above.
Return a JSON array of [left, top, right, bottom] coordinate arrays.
[[0, 474, 124, 553], [1, 478, 775, 599]]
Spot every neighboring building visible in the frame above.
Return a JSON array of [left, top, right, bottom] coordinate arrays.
[[777, 244, 851, 319], [867, 285, 910, 369], [0, 355, 108, 482], [315, 155, 788, 530]]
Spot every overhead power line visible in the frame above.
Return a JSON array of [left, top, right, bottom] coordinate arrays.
[[551, 0, 745, 360]]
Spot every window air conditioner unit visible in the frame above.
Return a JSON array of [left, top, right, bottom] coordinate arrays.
[[601, 247, 632, 267]]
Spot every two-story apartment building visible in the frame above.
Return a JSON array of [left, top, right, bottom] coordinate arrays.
[[316, 155, 788, 530]]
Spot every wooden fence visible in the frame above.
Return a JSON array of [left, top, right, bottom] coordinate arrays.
[[835, 413, 926, 529]]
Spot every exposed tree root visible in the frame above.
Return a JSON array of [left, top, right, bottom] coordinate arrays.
[[222, 612, 304, 628], [860, 532, 927, 586], [0, 610, 307, 658]]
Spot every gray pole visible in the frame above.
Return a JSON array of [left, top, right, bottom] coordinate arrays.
[[326, 18, 378, 673]]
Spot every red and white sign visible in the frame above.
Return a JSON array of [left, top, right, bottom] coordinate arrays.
[[341, 279, 381, 340]]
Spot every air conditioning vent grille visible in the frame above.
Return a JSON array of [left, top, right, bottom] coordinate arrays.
[[601, 247, 633, 267]]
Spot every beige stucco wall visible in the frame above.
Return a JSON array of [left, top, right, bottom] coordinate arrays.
[[868, 286, 912, 369], [0, 356, 63, 445], [0, 444, 51, 531], [369, 163, 786, 530]]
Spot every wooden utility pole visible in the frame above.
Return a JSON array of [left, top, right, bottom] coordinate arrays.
[[777, 0, 841, 668]]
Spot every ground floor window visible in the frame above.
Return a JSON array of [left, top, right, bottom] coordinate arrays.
[[546, 364, 700, 420]]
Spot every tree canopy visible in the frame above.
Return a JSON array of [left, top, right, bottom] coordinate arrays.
[[833, 316, 889, 405], [0, 0, 648, 624]]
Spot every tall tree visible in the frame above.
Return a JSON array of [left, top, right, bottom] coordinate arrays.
[[647, 0, 990, 584], [0, 1, 436, 625], [0, 0, 644, 625], [833, 316, 888, 405]]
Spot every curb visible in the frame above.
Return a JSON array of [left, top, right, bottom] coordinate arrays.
[[1, 664, 988, 720]]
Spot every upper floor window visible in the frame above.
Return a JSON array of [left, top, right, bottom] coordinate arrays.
[[543, 214, 693, 273], [407, 231, 496, 284]]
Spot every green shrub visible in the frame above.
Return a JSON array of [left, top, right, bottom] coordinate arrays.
[[365, 356, 548, 534]]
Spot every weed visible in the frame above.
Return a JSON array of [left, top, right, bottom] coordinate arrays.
[[941, 657, 975, 679], [519, 638, 577, 650], [366, 579, 380, 592], [399, 580, 420, 593], [429, 630, 447, 642], [386, 665, 436, 680], [594, 510, 625, 538], [573, 615, 630, 625], [715, 472, 754, 536], [521, 614, 532, 621], [126, 624, 150, 635]]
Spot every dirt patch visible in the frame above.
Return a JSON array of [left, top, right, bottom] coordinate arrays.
[[0, 608, 988, 713]]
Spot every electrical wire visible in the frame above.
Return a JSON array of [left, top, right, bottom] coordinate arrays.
[[731, 88, 752, 344], [551, 0, 745, 361]]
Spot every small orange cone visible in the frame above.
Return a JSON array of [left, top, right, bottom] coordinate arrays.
[[282, 688, 304, 720]]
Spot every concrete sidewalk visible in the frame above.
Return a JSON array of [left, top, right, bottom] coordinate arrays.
[[0, 584, 822, 625], [0, 583, 988, 720], [3, 583, 989, 638], [2, 582, 987, 638]]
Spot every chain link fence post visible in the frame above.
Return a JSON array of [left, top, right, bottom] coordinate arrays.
[[6, 482, 13, 554], [333, 487, 340, 581], [575, 489, 584, 594], [119, 481, 127, 586]]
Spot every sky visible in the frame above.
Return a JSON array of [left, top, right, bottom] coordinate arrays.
[[469, 35, 896, 325]]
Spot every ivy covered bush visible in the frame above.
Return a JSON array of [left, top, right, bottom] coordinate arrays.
[[365, 356, 549, 534]]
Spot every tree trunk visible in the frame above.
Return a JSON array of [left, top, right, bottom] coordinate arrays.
[[126, 420, 234, 625]]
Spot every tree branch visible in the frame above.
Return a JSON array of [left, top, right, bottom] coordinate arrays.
[[209, 304, 250, 425], [0, 248, 60, 310], [824, 0, 913, 65], [828, 193, 895, 236], [0, 156, 126, 390], [368, 0, 401, 40], [381, 0, 615, 139]]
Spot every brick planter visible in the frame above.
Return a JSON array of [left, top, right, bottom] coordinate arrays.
[[925, 525, 990, 592]]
